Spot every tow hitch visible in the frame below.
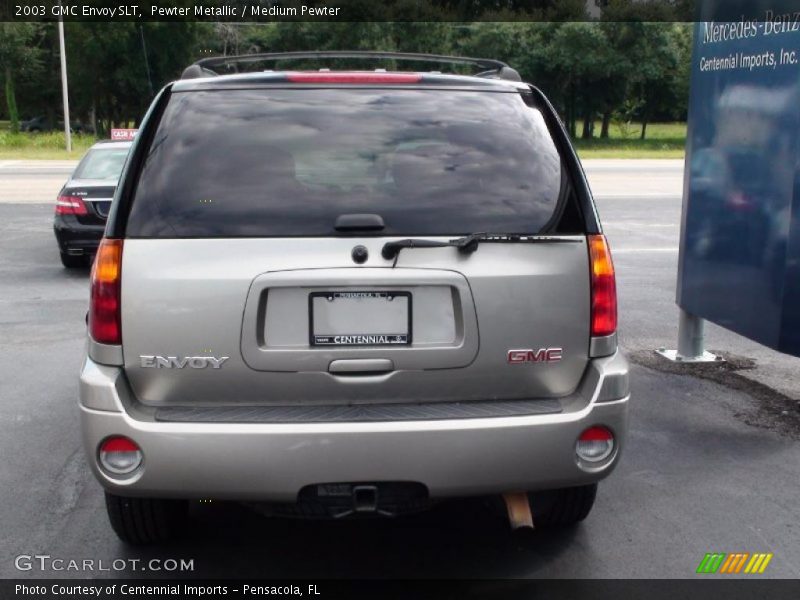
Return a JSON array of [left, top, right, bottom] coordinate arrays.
[[352, 485, 380, 513], [333, 485, 394, 518], [247, 482, 431, 518]]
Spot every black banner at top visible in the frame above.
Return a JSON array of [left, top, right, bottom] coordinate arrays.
[[0, 0, 757, 23], [2, 1, 800, 23]]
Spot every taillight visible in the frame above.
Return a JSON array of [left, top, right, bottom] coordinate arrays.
[[286, 72, 422, 84], [55, 195, 88, 215], [588, 234, 617, 337], [89, 239, 123, 345]]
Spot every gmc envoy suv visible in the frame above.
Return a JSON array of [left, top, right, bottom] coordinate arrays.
[[79, 52, 630, 544]]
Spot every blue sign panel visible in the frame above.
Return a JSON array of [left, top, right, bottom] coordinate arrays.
[[678, 11, 800, 356]]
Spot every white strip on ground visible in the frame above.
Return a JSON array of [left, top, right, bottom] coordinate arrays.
[[582, 159, 685, 172], [613, 247, 679, 253], [594, 194, 682, 199], [0, 160, 77, 170]]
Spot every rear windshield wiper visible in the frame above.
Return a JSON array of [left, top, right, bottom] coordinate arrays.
[[381, 233, 580, 260]]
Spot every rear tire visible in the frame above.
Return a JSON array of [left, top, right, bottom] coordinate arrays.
[[104, 492, 188, 545], [531, 483, 597, 528], [60, 252, 86, 269]]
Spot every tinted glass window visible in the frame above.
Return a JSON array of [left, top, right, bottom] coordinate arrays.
[[126, 88, 564, 237], [74, 147, 130, 180]]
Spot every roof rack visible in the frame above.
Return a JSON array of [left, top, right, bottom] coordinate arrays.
[[180, 51, 522, 82]]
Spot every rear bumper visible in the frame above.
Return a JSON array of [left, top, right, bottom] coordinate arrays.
[[53, 217, 104, 255], [79, 353, 630, 501]]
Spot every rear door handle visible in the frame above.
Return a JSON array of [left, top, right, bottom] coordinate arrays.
[[328, 359, 394, 374]]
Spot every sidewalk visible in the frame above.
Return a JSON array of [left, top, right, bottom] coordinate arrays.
[[0, 159, 77, 171], [0, 160, 77, 204]]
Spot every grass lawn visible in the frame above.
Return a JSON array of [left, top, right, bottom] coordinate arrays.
[[574, 121, 687, 159], [0, 145, 96, 160], [0, 121, 687, 160], [0, 130, 97, 160]]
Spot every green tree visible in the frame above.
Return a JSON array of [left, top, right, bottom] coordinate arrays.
[[4, 20, 692, 144], [0, 23, 44, 132], [626, 23, 686, 139], [544, 22, 624, 138], [600, 3, 693, 138], [64, 23, 207, 133]]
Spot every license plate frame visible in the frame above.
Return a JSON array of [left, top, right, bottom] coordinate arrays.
[[309, 291, 412, 347]]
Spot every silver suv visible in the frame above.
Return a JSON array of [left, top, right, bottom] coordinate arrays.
[[80, 52, 629, 544]]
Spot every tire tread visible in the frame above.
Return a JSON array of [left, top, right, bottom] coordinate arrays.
[[534, 483, 597, 528], [105, 493, 187, 545]]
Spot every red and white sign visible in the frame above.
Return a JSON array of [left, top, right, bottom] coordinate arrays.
[[110, 128, 138, 141]]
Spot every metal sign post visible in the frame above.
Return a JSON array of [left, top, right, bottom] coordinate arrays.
[[657, 309, 721, 363], [57, 5, 71, 153]]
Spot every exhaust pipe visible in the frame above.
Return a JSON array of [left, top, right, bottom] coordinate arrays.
[[502, 492, 534, 530]]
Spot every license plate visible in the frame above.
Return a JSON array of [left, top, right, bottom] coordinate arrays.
[[309, 291, 412, 346]]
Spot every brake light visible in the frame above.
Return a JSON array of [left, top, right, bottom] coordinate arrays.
[[55, 195, 88, 215], [89, 239, 123, 345], [588, 234, 617, 337], [286, 72, 422, 84]]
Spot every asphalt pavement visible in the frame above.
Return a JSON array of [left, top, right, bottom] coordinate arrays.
[[0, 160, 798, 579]]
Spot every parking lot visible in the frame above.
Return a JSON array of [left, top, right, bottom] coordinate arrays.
[[1, 160, 798, 578]]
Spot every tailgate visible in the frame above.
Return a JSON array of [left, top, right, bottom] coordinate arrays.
[[120, 237, 590, 407]]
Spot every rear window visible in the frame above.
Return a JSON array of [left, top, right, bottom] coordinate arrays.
[[74, 147, 130, 180], [126, 88, 565, 237]]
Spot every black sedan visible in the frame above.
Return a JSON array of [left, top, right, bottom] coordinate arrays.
[[54, 140, 132, 268]]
